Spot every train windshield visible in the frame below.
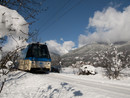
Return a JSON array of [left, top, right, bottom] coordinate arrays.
[[26, 44, 50, 58]]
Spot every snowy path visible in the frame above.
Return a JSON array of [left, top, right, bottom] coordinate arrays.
[[0, 71, 130, 98], [45, 73, 130, 98]]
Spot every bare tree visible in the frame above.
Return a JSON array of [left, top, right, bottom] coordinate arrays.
[[0, 0, 47, 43], [93, 44, 130, 79], [0, 45, 25, 93], [0, 4, 29, 92], [0, 0, 47, 93], [0, 0, 46, 20]]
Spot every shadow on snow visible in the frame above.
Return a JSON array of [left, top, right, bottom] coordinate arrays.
[[33, 82, 83, 98]]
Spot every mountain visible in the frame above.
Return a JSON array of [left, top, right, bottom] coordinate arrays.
[[50, 52, 61, 66], [61, 41, 130, 67]]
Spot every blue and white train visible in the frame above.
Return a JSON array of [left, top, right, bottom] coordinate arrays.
[[18, 43, 51, 71]]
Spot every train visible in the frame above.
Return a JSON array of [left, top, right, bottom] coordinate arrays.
[[18, 43, 51, 72]]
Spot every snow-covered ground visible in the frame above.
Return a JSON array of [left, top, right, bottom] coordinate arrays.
[[0, 67, 130, 98]]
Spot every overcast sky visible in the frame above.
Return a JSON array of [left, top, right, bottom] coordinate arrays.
[[31, 0, 130, 55]]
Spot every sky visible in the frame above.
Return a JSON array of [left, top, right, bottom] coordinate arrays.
[[31, 0, 130, 55]]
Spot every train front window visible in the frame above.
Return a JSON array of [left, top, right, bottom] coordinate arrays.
[[32, 45, 38, 58], [26, 44, 50, 58], [40, 45, 50, 58]]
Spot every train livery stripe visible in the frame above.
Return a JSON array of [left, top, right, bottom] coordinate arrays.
[[25, 57, 51, 62]]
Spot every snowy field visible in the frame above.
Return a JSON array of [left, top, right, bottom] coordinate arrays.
[[0, 67, 130, 98]]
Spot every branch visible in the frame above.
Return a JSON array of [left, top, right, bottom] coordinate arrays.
[[20, 30, 28, 35]]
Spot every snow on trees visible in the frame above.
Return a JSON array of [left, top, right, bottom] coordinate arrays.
[[0, 5, 28, 53], [0, 5, 29, 93], [93, 44, 130, 79], [0, 4, 29, 68], [5, 61, 14, 69], [72, 61, 96, 75]]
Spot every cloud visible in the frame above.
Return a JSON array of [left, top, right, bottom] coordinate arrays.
[[63, 41, 75, 51], [46, 40, 75, 55], [79, 5, 130, 47]]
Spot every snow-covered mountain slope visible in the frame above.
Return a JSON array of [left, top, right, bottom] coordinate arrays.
[[50, 52, 61, 66], [0, 69, 130, 98], [61, 42, 130, 66]]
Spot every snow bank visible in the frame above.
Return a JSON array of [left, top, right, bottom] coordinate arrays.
[[0, 5, 28, 54], [0, 71, 83, 98], [80, 65, 96, 75], [60, 67, 130, 86], [1, 70, 130, 98], [61, 67, 79, 74]]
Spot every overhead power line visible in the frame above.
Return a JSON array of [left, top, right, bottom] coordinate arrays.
[[39, 0, 84, 33], [38, 0, 71, 31]]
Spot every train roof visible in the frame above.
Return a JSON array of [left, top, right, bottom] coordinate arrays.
[[29, 42, 47, 45]]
